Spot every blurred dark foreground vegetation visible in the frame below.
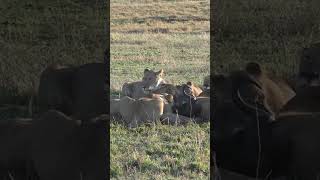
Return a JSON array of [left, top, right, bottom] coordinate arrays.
[[0, 0, 107, 107]]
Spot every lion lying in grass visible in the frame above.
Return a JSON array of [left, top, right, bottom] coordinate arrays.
[[117, 68, 210, 127], [110, 94, 173, 128], [121, 69, 167, 99]]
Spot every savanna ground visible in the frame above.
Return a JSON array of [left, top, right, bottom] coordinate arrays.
[[213, 0, 320, 179], [110, 0, 210, 179], [213, 0, 320, 76], [0, 0, 106, 119]]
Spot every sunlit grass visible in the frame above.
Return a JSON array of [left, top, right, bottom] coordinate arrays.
[[110, 0, 210, 179]]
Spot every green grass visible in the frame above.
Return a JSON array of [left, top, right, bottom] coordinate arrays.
[[0, 0, 106, 105], [111, 0, 210, 179], [111, 123, 209, 179], [213, 0, 320, 77], [110, 33, 210, 90]]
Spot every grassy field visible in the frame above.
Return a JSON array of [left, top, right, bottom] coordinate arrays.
[[110, 0, 210, 179], [213, 0, 320, 77], [0, 0, 106, 107]]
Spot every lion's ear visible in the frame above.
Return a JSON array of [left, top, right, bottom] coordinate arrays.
[[245, 62, 262, 77], [144, 69, 150, 74], [186, 81, 193, 86], [156, 69, 164, 77]]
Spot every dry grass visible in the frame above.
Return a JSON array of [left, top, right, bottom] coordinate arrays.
[[111, 0, 209, 33]]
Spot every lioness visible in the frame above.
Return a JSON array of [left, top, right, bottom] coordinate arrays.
[[36, 63, 107, 120], [180, 81, 203, 97], [0, 111, 108, 180], [37, 64, 75, 115], [142, 69, 167, 90], [111, 95, 170, 128], [121, 69, 167, 99], [31, 110, 107, 180], [245, 62, 296, 117], [213, 62, 295, 123], [147, 93, 174, 114], [172, 82, 203, 117], [72, 63, 107, 120]]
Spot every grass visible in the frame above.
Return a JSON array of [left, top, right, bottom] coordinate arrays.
[[110, 33, 209, 91], [213, 0, 320, 78], [0, 0, 106, 106], [110, 0, 210, 179], [111, 123, 209, 179], [213, 0, 320, 179], [111, 0, 209, 34]]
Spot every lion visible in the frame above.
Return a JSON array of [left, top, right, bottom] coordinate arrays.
[[0, 111, 108, 180], [160, 96, 209, 125], [31, 110, 107, 180], [213, 62, 296, 121], [172, 82, 203, 117], [111, 96, 163, 128], [178, 81, 203, 97], [37, 64, 75, 115], [245, 62, 296, 117], [71, 63, 107, 120], [121, 69, 167, 99], [36, 63, 107, 121]]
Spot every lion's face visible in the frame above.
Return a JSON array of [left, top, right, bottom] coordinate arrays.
[[172, 82, 198, 116], [142, 69, 165, 91]]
